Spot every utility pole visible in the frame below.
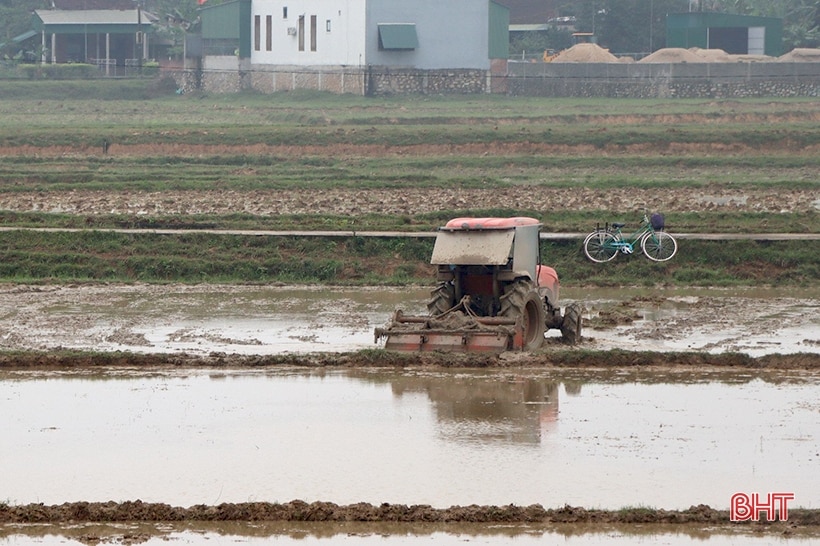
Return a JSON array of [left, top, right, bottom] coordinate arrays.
[[137, 0, 143, 75]]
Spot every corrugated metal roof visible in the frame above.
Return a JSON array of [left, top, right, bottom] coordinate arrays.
[[13, 30, 38, 42], [53, 0, 135, 9], [36, 9, 142, 26], [0, 30, 38, 49]]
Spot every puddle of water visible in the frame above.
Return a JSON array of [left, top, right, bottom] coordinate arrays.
[[2, 522, 817, 545], [569, 286, 820, 357], [1, 368, 817, 510], [0, 285, 413, 354]]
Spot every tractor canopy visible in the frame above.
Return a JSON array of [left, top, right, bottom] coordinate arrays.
[[430, 217, 541, 282]]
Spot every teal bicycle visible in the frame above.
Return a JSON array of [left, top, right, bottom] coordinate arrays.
[[583, 213, 678, 263]]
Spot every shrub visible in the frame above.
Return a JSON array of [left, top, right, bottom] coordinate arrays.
[[18, 63, 99, 80]]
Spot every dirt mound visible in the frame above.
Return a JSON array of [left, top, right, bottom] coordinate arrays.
[[729, 54, 775, 62], [0, 350, 817, 370], [551, 43, 619, 63], [2, 500, 819, 526], [778, 48, 820, 62], [639, 48, 707, 63], [689, 47, 731, 62]]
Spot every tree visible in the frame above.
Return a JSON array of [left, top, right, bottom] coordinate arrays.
[[0, 0, 49, 57], [139, 0, 203, 59], [712, 0, 819, 48], [509, 28, 573, 58], [572, 0, 689, 54]]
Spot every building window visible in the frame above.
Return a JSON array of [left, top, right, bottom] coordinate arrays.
[[326, 19, 331, 32], [377, 23, 418, 51], [310, 15, 317, 51], [254, 15, 261, 51], [266, 15, 272, 51], [283, 6, 288, 19], [298, 15, 304, 51]]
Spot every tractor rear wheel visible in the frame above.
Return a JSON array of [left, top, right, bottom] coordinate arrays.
[[560, 303, 583, 344], [500, 281, 545, 351], [427, 282, 455, 316]]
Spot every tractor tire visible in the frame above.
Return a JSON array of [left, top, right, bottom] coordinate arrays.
[[560, 303, 583, 345], [427, 282, 456, 316], [500, 281, 545, 351]]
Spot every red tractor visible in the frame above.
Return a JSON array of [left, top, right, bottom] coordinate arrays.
[[375, 217, 582, 352]]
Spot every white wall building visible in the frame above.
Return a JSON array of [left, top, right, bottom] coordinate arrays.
[[250, 0, 493, 70], [195, 0, 508, 94]]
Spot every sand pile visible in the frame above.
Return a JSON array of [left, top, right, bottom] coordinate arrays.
[[728, 54, 775, 62], [551, 43, 619, 63], [639, 48, 706, 63], [778, 48, 820, 61], [689, 47, 731, 62]]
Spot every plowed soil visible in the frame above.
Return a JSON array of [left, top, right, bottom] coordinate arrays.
[[1, 499, 818, 526], [0, 185, 816, 216], [0, 350, 817, 370]]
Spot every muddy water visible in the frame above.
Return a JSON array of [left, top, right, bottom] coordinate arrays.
[[2, 367, 817, 512], [2, 522, 817, 545], [1, 285, 818, 545], [0, 284, 817, 356]]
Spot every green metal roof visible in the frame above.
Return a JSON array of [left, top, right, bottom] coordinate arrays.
[[34, 9, 154, 34], [0, 30, 37, 49], [378, 23, 418, 50]]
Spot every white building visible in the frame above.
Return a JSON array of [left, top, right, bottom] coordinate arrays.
[[197, 0, 509, 94], [251, 0, 498, 69]]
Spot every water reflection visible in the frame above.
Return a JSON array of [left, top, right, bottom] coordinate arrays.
[[388, 374, 569, 444], [0, 368, 817, 509], [2, 521, 818, 546]]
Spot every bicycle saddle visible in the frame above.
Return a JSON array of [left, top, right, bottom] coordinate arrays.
[[611, 222, 626, 229]]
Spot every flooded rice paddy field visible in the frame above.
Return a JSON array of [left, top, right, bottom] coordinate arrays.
[[3, 521, 819, 546], [0, 284, 818, 545], [0, 284, 818, 356], [2, 366, 819, 508]]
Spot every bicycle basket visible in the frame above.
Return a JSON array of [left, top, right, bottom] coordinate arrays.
[[650, 213, 665, 231]]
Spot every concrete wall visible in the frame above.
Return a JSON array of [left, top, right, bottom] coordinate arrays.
[[365, 0, 490, 70], [507, 61, 820, 98], [202, 55, 252, 93], [172, 58, 820, 97], [250, 64, 365, 94]]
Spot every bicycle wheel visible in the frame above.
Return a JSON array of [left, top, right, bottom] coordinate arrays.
[[583, 231, 618, 263], [641, 231, 677, 262]]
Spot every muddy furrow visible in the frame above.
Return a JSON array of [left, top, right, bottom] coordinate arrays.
[[2, 500, 819, 526], [0, 351, 818, 370]]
